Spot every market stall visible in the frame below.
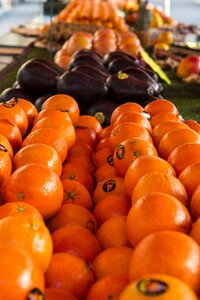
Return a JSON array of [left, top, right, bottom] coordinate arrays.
[[0, 2, 199, 298]]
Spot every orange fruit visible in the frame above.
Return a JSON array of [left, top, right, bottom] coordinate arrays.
[[113, 111, 152, 132], [151, 120, 188, 148], [67, 153, 94, 174], [128, 230, 200, 293], [95, 163, 118, 183], [16, 98, 38, 131], [0, 215, 52, 272], [150, 112, 181, 128], [86, 273, 129, 300], [0, 201, 43, 222], [4, 163, 63, 220], [75, 126, 98, 150], [93, 193, 131, 225], [0, 98, 28, 137], [92, 177, 127, 205], [52, 224, 101, 263], [113, 137, 158, 177], [0, 144, 12, 189], [178, 162, 200, 199], [0, 246, 44, 300], [184, 119, 200, 135], [110, 102, 143, 125], [0, 133, 14, 158], [61, 163, 95, 194], [92, 246, 133, 280], [119, 274, 198, 300], [190, 184, 200, 220], [144, 99, 179, 117], [62, 179, 93, 210], [32, 116, 76, 149], [124, 156, 176, 198], [97, 125, 113, 141], [96, 216, 131, 249], [167, 143, 200, 176], [22, 127, 68, 163], [13, 143, 62, 176], [95, 137, 111, 152], [68, 139, 94, 160], [93, 147, 113, 170], [47, 203, 97, 233], [42, 94, 80, 125], [158, 127, 200, 160], [109, 122, 153, 152], [127, 192, 192, 247], [131, 171, 188, 207], [45, 288, 78, 300], [0, 119, 22, 154], [76, 115, 103, 134], [45, 252, 94, 299], [32, 107, 71, 127], [190, 217, 200, 245]]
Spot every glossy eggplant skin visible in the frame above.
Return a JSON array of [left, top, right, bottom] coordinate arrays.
[[30, 57, 65, 74], [34, 93, 53, 112], [68, 54, 107, 73], [119, 66, 162, 96], [72, 49, 103, 61], [57, 70, 108, 106], [107, 57, 141, 74], [0, 87, 37, 103], [103, 51, 140, 67], [71, 65, 108, 82], [85, 98, 118, 127], [106, 73, 155, 105], [17, 60, 59, 96]]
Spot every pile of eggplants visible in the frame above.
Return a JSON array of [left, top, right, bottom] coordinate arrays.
[[0, 50, 163, 122]]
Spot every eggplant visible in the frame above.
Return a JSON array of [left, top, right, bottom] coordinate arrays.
[[119, 66, 162, 96], [71, 65, 108, 82], [103, 51, 140, 67], [29, 57, 65, 74], [34, 93, 53, 112], [0, 87, 37, 103], [107, 57, 141, 74], [57, 70, 108, 106], [106, 73, 155, 105], [17, 60, 59, 96], [85, 98, 118, 127], [68, 54, 107, 73], [72, 49, 103, 61]]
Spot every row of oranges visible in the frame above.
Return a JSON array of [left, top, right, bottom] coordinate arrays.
[[0, 95, 200, 299]]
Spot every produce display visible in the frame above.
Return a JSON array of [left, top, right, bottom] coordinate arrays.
[[53, 28, 142, 69], [40, 0, 129, 37], [0, 0, 200, 298], [0, 94, 199, 299], [0, 51, 163, 126]]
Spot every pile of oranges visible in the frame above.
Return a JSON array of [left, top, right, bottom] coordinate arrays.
[[0, 94, 200, 299]]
